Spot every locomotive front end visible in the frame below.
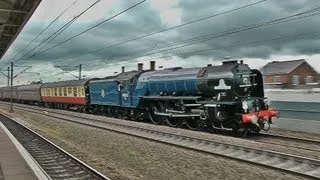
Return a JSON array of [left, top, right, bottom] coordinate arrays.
[[241, 98, 279, 132], [235, 63, 279, 132], [197, 60, 278, 135]]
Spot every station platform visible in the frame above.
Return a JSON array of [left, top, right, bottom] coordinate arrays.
[[0, 122, 48, 180]]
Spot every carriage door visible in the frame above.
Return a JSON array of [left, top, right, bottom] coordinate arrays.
[[120, 80, 131, 106]]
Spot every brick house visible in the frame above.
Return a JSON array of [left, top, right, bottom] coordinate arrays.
[[260, 59, 319, 89]]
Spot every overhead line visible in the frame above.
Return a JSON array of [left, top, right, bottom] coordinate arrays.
[[8, 0, 79, 62], [50, 0, 269, 64], [18, 19, 77, 60], [25, 0, 147, 59], [17, 0, 102, 62], [101, 8, 320, 62], [80, 7, 320, 66], [23, 0, 102, 59], [83, 31, 320, 71], [140, 31, 320, 63]]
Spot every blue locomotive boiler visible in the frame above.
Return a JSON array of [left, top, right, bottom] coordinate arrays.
[[86, 60, 278, 135]]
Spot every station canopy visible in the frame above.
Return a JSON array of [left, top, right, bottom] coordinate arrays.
[[0, 0, 41, 59]]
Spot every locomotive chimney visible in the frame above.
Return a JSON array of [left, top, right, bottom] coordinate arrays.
[[240, 60, 243, 64], [150, 61, 155, 70], [207, 64, 212, 67], [222, 60, 238, 65], [138, 63, 143, 71], [121, 66, 125, 73]]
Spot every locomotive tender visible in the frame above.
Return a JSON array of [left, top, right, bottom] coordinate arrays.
[[0, 60, 278, 135]]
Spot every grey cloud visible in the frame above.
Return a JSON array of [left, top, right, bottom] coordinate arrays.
[[2, 0, 320, 74], [174, 0, 320, 59]]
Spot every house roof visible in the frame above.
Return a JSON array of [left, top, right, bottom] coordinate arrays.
[[0, 0, 41, 59], [260, 59, 307, 75]]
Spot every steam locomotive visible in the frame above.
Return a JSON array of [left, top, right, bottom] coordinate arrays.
[[0, 60, 278, 136]]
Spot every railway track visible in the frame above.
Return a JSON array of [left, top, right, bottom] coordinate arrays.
[[4, 103, 320, 179], [247, 132, 320, 153], [0, 114, 110, 180], [3, 101, 320, 152]]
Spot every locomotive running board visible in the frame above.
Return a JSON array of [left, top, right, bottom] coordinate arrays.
[[143, 96, 201, 100], [154, 112, 200, 118]]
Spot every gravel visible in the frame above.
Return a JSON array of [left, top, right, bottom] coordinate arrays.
[[0, 107, 311, 180], [28, 105, 320, 159]]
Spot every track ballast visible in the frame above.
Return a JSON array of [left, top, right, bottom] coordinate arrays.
[[0, 114, 110, 180], [3, 103, 320, 179]]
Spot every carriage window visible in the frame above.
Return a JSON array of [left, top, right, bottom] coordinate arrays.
[[73, 87, 77, 97], [81, 87, 85, 96], [77, 87, 81, 96], [64, 87, 67, 96], [56, 88, 59, 96], [68, 87, 72, 96]]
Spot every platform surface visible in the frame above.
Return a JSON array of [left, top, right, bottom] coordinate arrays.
[[0, 123, 38, 180]]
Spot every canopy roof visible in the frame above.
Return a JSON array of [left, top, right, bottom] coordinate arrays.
[[0, 0, 41, 58]]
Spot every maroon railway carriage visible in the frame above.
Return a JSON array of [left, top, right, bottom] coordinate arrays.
[[17, 84, 42, 104], [0, 86, 20, 101], [40, 79, 90, 110]]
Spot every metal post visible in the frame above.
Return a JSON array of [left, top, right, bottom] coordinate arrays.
[[79, 64, 82, 80], [9, 62, 13, 113], [7, 66, 9, 86]]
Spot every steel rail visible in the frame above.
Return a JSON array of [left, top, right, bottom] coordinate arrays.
[[0, 113, 110, 180], [1, 101, 319, 152], [1, 101, 319, 148], [260, 132, 320, 146], [6, 104, 320, 179]]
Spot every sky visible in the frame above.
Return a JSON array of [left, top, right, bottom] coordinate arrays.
[[0, 0, 319, 85]]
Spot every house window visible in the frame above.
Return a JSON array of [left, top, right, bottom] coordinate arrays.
[[305, 76, 313, 84], [274, 76, 281, 83], [292, 75, 299, 85]]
